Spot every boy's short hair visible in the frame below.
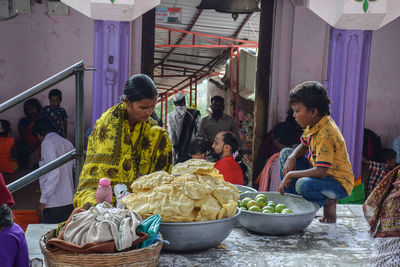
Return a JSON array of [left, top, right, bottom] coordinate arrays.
[[381, 148, 396, 163], [49, 89, 62, 101], [32, 119, 56, 137], [188, 138, 208, 156], [289, 81, 331, 116], [211, 95, 224, 105], [23, 98, 41, 115], [222, 132, 238, 153]]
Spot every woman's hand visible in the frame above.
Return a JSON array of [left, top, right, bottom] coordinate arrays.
[[282, 157, 296, 177]]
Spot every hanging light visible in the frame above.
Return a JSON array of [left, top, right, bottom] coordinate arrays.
[[216, 0, 260, 21], [196, 0, 220, 10]]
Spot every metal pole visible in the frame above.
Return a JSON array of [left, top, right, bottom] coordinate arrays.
[[7, 150, 77, 193], [75, 69, 85, 188], [194, 75, 198, 108], [230, 48, 234, 116], [189, 77, 193, 107], [236, 48, 240, 124], [0, 61, 84, 113]]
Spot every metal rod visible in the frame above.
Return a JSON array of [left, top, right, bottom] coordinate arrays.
[[189, 77, 193, 106], [230, 48, 234, 116], [75, 69, 85, 189], [195, 76, 198, 108], [236, 48, 240, 125], [7, 150, 77, 193], [0, 61, 84, 113]]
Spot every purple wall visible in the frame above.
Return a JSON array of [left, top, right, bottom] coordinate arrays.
[[326, 28, 372, 181], [91, 20, 130, 126]]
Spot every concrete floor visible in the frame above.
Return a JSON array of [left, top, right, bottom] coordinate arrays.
[[26, 205, 374, 267]]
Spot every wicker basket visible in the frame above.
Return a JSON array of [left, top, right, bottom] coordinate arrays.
[[40, 229, 162, 267]]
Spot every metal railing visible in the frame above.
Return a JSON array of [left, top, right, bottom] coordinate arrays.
[[1, 61, 88, 193]]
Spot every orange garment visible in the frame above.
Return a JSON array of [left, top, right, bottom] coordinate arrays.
[[214, 156, 243, 185], [0, 137, 15, 173]]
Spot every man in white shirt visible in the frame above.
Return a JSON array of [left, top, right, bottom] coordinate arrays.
[[33, 119, 75, 223], [167, 92, 200, 164]]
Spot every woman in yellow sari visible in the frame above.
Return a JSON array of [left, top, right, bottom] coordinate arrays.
[[73, 74, 172, 207]]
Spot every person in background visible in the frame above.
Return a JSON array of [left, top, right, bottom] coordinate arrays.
[[0, 120, 18, 174], [168, 92, 200, 164], [211, 131, 243, 185], [279, 81, 354, 224], [33, 119, 75, 223], [197, 96, 240, 161], [391, 136, 400, 164], [17, 98, 42, 169], [41, 89, 68, 138], [0, 173, 29, 267], [362, 148, 397, 199], [188, 138, 208, 160], [73, 74, 172, 208]]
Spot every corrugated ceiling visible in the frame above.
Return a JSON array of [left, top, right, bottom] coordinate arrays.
[[155, 0, 260, 98]]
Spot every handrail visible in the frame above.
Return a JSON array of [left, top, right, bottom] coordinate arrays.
[[2, 61, 88, 192], [7, 150, 77, 193], [0, 61, 84, 113]]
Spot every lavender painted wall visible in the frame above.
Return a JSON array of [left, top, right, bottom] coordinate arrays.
[[326, 29, 372, 180], [91, 20, 130, 126], [0, 1, 94, 142]]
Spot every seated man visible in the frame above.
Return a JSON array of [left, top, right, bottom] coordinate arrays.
[[211, 131, 243, 185]]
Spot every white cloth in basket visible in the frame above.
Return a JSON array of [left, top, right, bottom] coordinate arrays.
[[63, 204, 142, 251]]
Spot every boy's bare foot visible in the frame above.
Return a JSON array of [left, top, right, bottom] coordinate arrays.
[[319, 199, 337, 223]]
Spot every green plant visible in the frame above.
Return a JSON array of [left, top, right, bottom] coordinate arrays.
[[355, 0, 377, 13]]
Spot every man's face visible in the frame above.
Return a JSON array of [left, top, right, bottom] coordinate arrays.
[[211, 100, 224, 117], [211, 132, 225, 160]]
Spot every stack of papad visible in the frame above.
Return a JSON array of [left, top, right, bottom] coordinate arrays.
[[121, 159, 239, 222]]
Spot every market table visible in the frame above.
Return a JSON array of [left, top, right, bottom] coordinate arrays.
[[158, 205, 373, 266]]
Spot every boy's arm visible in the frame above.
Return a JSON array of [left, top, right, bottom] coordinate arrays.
[[282, 143, 308, 177]]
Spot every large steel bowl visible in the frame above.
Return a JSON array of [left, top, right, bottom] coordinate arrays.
[[238, 192, 318, 235], [159, 209, 241, 251], [235, 184, 258, 194]]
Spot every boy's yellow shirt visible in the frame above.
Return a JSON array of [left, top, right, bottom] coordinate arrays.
[[301, 115, 354, 195]]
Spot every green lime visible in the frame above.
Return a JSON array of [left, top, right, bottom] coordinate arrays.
[[262, 209, 274, 213], [275, 203, 287, 213], [267, 202, 276, 209], [248, 206, 261, 212], [262, 205, 275, 212], [281, 208, 293, 214], [247, 200, 258, 209], [255, 194, 268, 201], [255, 197, 267, 208], [241, 197, 252, 207], [239, 206, 248, 211]]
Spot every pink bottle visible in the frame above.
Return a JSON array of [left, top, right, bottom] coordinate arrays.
[[96, 178, 113, 204]]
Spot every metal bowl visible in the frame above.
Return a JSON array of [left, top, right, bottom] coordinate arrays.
[[159, 209, 241, 251], [235, 184, 257, 194], [238, 192, 318, 235]]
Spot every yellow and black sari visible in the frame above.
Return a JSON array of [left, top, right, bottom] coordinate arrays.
[[73, 103, 172, 207]]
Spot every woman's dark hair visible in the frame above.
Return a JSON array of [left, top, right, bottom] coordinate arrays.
[[0, 120, 11, 137], [32, 119, 56, 137], [289, 81, 331, 116], [123, 74, 158, 102], [49, 89, 62, 101], [0, 204, 14, 227], [273, 122, 297, 147], [188, 138, 208, 156], [23, 98, 41, 116], [222, 132, 238, 153]]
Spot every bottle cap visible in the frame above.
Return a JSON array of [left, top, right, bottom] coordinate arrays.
[[99, 177, 111, 186]]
